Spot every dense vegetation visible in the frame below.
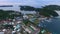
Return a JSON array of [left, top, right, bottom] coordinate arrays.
[[39, 9, 59, 17], [43, 5, 60, 10], [0, 10, 22, 20], [20, 5, 59, 17], [20, 6, 35, 11]]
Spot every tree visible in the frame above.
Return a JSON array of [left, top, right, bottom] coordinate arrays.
[[0, 10, 22, 20], [43, 5, 60, 10], [20, 6, 35, 11], [39, 9, 59, 17], [20, 5, 59, 17]]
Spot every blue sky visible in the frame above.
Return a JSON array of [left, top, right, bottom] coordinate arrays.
[[0, 0, 60, 7], [0, 0, 60, 12]]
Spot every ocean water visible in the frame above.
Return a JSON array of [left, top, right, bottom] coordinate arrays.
[[39, 17, 60, 34]]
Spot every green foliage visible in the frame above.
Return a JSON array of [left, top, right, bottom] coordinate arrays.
[[43, 5, 60, 10], [39, 9, 59, 17], [20, 5, 59, 17], [23, 19, 32, 25], [20, 6, 35, 11], [0, 10, 22, 20]]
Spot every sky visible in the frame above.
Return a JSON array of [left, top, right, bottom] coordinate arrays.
[[0, 0, 60, 12], [0, 0, 60, 7]]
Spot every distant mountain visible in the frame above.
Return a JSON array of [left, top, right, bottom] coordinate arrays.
[[0, 5, 13, 7]]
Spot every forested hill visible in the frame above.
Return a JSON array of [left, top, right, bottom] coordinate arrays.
[[0, 10, 22, 20], [20, 5, 60, 17], [43, 5, 60, 10], [20, 5, 60, 11]]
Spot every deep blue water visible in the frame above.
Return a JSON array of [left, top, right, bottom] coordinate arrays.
[[38, 18, 60, 34]]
